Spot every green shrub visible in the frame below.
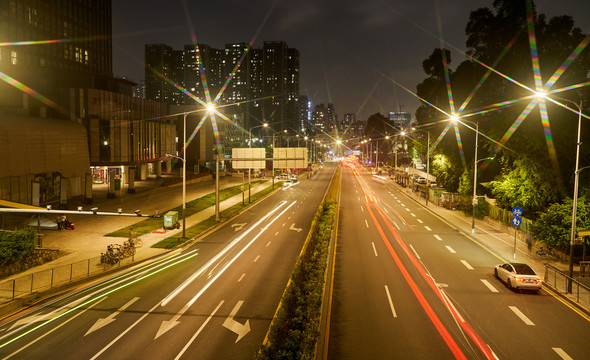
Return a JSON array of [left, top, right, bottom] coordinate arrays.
[[0, 227, 36, 265]]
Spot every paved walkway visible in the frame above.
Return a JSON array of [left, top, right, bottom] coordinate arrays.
[[2, 173, 276, 283]]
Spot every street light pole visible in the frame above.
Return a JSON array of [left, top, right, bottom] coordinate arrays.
[[472, 121, 479, 234], [568, 100, 583, 287], [182, 112, 187, 238], [538, 93, 584, 289], [248, 123, 267, 202], [412, 128, 430, 206]]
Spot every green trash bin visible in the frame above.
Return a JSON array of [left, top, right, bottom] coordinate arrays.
[[163, 211, 180, 229]]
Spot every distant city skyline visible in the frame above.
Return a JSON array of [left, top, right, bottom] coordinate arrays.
[[112, 0, 590, 120]]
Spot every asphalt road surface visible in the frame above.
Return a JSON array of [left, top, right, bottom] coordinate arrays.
[[325, 160, 589, 360]]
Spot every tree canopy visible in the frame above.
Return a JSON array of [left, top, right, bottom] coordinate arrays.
[[415, 0, 590, 212]]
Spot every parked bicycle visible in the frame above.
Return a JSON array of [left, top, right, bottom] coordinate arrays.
[[128, 232, 143, 248], [536, 246, 555, 257], [100, 247, 120, 266]]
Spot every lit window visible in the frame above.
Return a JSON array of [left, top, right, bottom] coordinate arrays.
[[11, 51, 17, 65]]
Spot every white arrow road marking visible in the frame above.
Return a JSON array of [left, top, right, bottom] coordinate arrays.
[[231, 223, 246, 232], [552, 348, 573, 360], [222, 301, 251, 343], [156, 201, 297, 339], [289, 223, 302, 232], [174, 301, 224, 360], [85, 297, 139, 336], [156, 304, 189, 339], [509, 306, 535, 325], [384, 286, 397, 318], [10, 295, 91, 330], [4, 297, 106, 360], [161, 201, 289, 307], [480, 279, 499, 293]]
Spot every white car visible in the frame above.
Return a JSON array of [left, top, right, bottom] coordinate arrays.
[[494, 262, 542, 292]]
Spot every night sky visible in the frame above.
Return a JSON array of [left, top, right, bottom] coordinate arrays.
[[112, 0, 590, 121]]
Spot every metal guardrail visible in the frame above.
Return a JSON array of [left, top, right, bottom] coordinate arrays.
[[0, 255, 137, 304], [544, 264, 590, 309]]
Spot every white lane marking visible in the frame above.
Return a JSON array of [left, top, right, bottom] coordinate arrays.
[[445, 245, 456, 254], [405, 208, 411, 212], [384, 285, 397, 318], [358, 196, 360, 201], [174, 301, 224, 360], [7, 297, 106, 359], [460, 260, 474, 270], [238, 273, 246, 282], [409, 244, 421, 259], [266, 241, 271, 247], [480, 279, 499, 293], [282, 222, 286, 227], [371, 242, 378, 257], [360, 205, 364, 212], [417, 219, 423, 224], [410, 213, 416, 217], [365, 219, 369, 228], [434, 235, 443, 241], [400, 203, 405, 206], [424, 226, 432, 231], [254, 255, 260, 262], [509, 306, 535, 326], [275, 232, 279, 236], [552, 348, 573, 360], [393, 220, 400, 230], [397, 200, 401, 203]]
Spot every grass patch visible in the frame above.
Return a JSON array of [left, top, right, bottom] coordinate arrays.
[[105, 180, 267, 238], [152, 181, 280, 249]]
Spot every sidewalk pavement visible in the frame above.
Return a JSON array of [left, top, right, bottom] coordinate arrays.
[[387, 177, 590, 313], [2, 173, 275, 284]]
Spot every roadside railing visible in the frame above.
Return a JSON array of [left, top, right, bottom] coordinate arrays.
[[544, 264, 590, 309], [0, 255, 137, 304]]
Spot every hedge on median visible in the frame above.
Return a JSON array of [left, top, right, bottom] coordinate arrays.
[[256, 200, 337, 359]]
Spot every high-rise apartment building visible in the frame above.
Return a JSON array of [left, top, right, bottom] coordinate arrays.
[[145, 41, 300, 149]]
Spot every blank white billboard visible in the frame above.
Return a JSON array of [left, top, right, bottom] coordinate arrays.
[[232, 148, 266, 169], [273, 147, 307, 169]]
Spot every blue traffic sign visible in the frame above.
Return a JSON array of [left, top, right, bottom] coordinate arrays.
[[511, 216, 522, 227], [512, 207, 523, 217]]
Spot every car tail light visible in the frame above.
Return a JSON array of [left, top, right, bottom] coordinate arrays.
[[514, 277, 524, 282]]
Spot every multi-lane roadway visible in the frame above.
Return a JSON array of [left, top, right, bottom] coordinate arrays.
[[2, 159, 589, 360], [325, 160, 589, 360], [0, 164, 336, 359]]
